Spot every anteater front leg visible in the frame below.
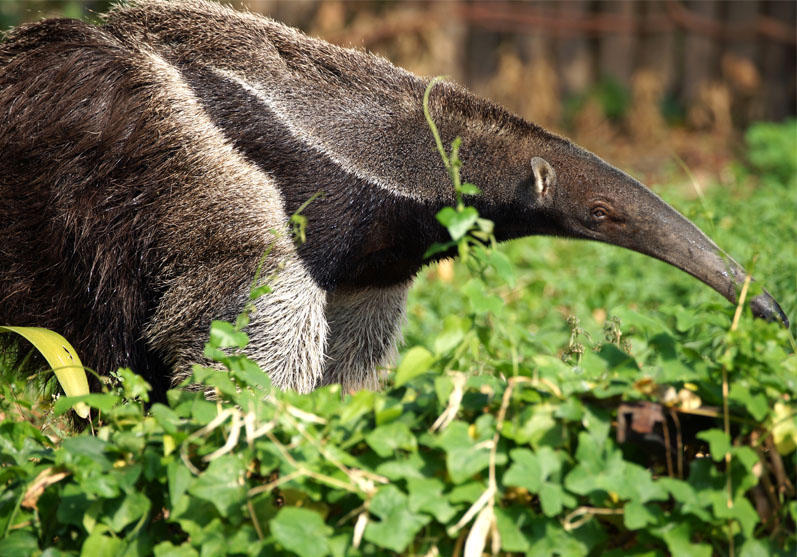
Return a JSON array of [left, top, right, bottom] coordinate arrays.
[[245, 258, 328, 393], [321, 282, 411, 393], [147, 256, 328, 394]]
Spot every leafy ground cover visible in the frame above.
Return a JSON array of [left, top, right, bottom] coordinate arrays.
[[1, 120, 795, 556]]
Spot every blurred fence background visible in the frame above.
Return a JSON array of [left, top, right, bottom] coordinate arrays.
[[3, 0, 795, 183]]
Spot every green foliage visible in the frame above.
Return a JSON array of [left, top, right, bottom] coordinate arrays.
[[0, 1, 114, 29], [2, 111, 796, 555], [593, 77, 631, 121], [745, 119, 797, 187], [563, 77, 631, 126]]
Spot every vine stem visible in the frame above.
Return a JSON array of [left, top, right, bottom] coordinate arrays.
[[729, 272, 753, 333], [563, 506, 624, 531], [723, 270, 753, 557], [422, 76, 451, 173]]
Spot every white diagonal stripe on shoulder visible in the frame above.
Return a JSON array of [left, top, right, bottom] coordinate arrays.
[[139, 51, 287, 223], [213, 68, 421, 201]]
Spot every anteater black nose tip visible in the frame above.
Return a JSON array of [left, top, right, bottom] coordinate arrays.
[[750, 293, 790, 329]]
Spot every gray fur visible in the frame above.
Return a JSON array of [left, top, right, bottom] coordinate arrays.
[[322, 283, 410, 393]]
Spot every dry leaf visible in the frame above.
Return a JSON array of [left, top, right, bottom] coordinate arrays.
[[22, 467, 70, 510], [352, 511, 369, 549], [464, 505, 494, 557]]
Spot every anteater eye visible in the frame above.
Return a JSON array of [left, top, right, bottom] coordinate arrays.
[[591, 206, 609, 220]]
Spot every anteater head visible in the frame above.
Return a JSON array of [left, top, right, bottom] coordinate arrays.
[[430, 94, 788, 326]]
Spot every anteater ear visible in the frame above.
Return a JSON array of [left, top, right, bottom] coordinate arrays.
[[531, 157, 556, 196]]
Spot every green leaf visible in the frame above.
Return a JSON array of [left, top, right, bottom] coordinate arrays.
[[436, 206, 479, 241], [739, 538, 773, 557], [448, 481, 487, 504], [57, 484, 91, 527], [601, 549, 662, 557], [167, 459, 192, 505], [437, 422, 492, 484], [190, 399, 217, 424], [622, 464, 667, 503], [729, 384, 769, 421], [376, 452, 427, 480], [554, 397, 584, 422], [230, 358, 272, 392], [60, 436, 112, 470], [539, 482, 575, 517], [208, 320, 249, 349], [375, 399, 403, 425], [494, 507, 531, 552], [338, 390, 375, 424], [199, 370, 239, 397], [394, 346, 435, 387], [459, 182, 481, 196], [407, 478, 458, 523], [151, 404, 182, 434], [53, 393, 120, 415], [447, 446, 492, 484], [697, 429, 731, 462], [462, 278, 503, 315], [535, 446, 563, 480], [714, 495, 760, 539], [188, 455, 246, 517], [153, 541, 200, 557], [0, 532, 39, 557], [658, 478, 698, 506], [271, 507, 332, 557], [423, 240, 455, 259], [623, 500, 662, 530], [652, 521, 711, 557], [565, 434, 666, 503], [171, 500, 221, 545], [504, 448, 542, 492], [672, 307, 702, 332], [503, 403, 559, 447], [526, 517, 602, 557], [103, 492, 151, 533], [326, 533, 356, 557], [365, 421, 417, 457], [116, 368, 152, 402], [475, 218, 493, 235], [433, 315, 470, 355], [583, 406, 612, 444], [609, 308, 672, 336], [364, 485, 430, 553], [226, 524, 263, 555], [486, 249, 516, 287], [567, 432, 603, 477], [80, 529, 123, 557]]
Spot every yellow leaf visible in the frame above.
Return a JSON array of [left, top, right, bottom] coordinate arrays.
[[0, 326, 90, 418], [772, 402, 797, 455], [163, 434, 176, 457], [677, 388, 702, 410]]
